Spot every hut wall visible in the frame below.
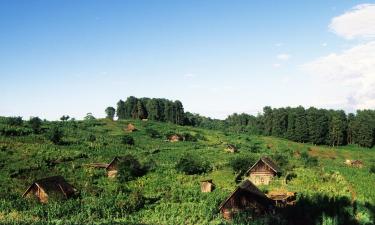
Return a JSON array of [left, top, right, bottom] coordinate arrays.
[[248, 161, 276, 185], [107, 170, 118, 178], [201, 182, 213, 192]]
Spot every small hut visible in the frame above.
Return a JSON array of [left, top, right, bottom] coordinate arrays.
[[219, 180, 274, 220], [168, 134, 182, 142], [201, 179, 215, 192], [126, 123, 137, 132], [106, 157, 123, 178], [225, 144, 238, 153], [245, 157, 281, 185], [266, 190, 296, 207], [22, 176, 77, 203]]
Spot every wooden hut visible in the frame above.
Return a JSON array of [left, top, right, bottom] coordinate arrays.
[[245, 157, 281, 185], [22, 176, 77, 203], [219, 180, 274, 220], [225, 144, 238, 153], [106, 157, 123, 178], [200, 179, 215, 192], [126, 123, 137, 132]]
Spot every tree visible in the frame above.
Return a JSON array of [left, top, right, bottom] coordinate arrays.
[[125, 96, 138, 118], [116, 100, 126, 120], [29, 117, 42, 134], [294, 106, 309, 143], [47, 125, 63, 144], [84, 113, 95, 120], [174, 100, 185, 125], [328, 110, 347, 146], [262, 106, 273, 136], [132, 100, 148, 119], [175, 154, 211, 175], [105, 107, 116, 120], [117, 155, 146, 182], [60, 115, 70, 122]]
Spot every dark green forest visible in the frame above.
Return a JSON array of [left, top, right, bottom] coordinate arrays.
[[110, 96, 375, 148]]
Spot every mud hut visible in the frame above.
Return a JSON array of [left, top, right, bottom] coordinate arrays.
[[245, 157, 281, 185], [22, 176, 77, 203], [219, 180, 274, 220], [200, 179, 215, 192], [126, 123, 137, 132], [225, 144, 238, 153]]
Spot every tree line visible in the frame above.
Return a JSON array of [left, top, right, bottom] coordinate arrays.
[[107, 97, 375, 148], [107, 96, 185, 125]]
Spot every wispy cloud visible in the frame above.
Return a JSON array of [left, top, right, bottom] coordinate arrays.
[[277, 53, 291, 61]]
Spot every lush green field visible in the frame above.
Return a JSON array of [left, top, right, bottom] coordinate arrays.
[[0, 119, 374, 224]]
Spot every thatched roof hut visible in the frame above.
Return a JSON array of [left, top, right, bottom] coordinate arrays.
[[126, 123, 137, 132], [245, 157, 281, 185], [200, 179, 215, 193], [219, 180, 273, 220], [225, 144, 238, 153], [22, 176, 77, 203]]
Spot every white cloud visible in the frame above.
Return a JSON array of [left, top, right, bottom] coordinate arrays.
[[329, 4, 375, 40], [303, 41, 375, 109], [321, 43, 328, 47], [277, 54, 291, 61], [273, 63, 281, 68]]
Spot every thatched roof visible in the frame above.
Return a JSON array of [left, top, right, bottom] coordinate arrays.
[[218, 180, 269, 210], [246, 157, 281, 174], [22, 176, 77, 198]]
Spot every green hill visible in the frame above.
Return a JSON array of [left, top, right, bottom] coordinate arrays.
[[0, 118, 374, 224]]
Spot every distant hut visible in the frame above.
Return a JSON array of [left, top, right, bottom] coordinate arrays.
[[225, 144, 238, 153], [266, 190, 296, 207], [126, 123, 137, 132], [22, 176, 77, 203], [219, 180, 274, 220], [168, 134, 182, 142], [245, 157, 281, 185], [201, 179, 215, 193]]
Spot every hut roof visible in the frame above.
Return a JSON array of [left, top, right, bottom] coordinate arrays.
[[227, 144, 237, 149], [246, 157, 281, 174], [218, 180, 269, 210], [22, 176, 77, 198], [201, 179, 213, 183]]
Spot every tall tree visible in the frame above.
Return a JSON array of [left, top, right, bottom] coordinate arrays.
[[116, 100, 126, 120], [294, 106, 309, 143], [174, 100, 185, 125], [263, 106, 273, 136], [125, 96, 138, 118], [105, 107, 116, 120]]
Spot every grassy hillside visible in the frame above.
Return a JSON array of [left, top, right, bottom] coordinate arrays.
[[0, 119, 374, 224]]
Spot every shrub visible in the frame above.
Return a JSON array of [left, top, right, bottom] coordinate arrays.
[[301, 152, 318, 167], [370, 165, 375, 174], [86, 134, 96, 142], [272, 152, 289, 170], [5, 117, 23, 126], [145, 128, 161, 138], [117, 155, 147, 182], [229, 155, 258, 173], [28, 117, 42, 134], [121, 135, 135, 145], [182, 132, 197, 142], [176, 153, 211, 175], [47, 125, 63, 144]]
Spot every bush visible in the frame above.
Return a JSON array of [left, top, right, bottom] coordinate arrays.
[[5, 117, 23, 126], [370, 165, 375, 174], [301, 152, 318, 167], [47, 125, 63, 144], [86, 134, 96, 142], [145, 128, 161, 138], [182, 132, 198, 142], [28, 117, 42, 134], [0, 125, 32, 136], [272, 152, 289, 170], [121, 135, 135, 145], [117, 155, 147, 182], [229, 155, 258, 173], [176, 153, 211, 175]]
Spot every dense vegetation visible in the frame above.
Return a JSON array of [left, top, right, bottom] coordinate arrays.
[[112, 97, 375, 148], [0, 114, 374, 224]]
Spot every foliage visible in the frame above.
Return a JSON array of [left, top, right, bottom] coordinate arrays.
[[145, 127, 161, 138], [121, 135, 135, 145], [105, 107, 116, 120], [47, 125, 63, 144], [28, 117, 42, 133], [175, 153, 211, 175], [229, 155, 258, 173], [117, 155, 147, 182]]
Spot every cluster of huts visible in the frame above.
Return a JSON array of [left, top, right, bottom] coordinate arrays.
[[201, 157, 296, 219], [22, 123, 295, 220]]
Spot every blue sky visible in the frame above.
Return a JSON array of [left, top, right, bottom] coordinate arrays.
[[1, 1, 375, 120]]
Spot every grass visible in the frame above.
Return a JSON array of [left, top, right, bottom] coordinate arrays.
[[0, 118, 374, 224]]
